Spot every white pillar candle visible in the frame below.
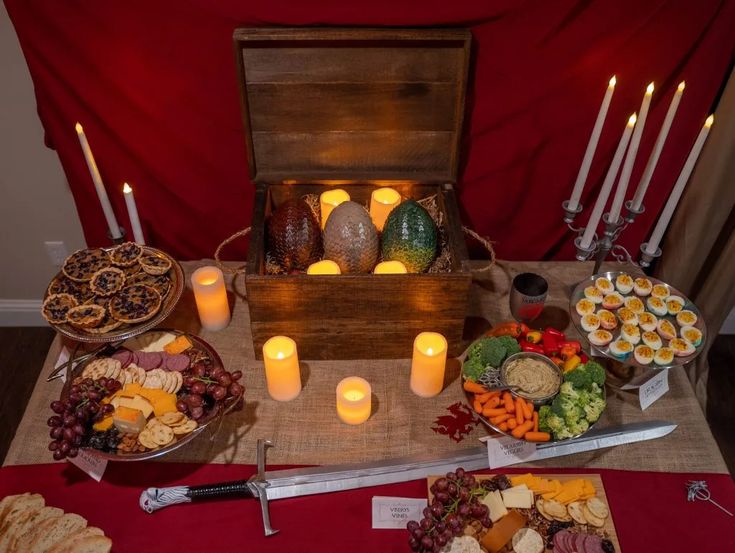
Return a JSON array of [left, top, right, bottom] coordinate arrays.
[[263, 336, 302, 401], [122, 183, 145, 244], [410, 332, 447, 398], [191, 266, 231, 331], [631, 82, 686, 211], [369, 187, 401, 230], [567, 76, 616, 211], [644, 115, 714, 255], [320, 189, 350, 229], [580, 114, 637, 249], [374, 261, 407, 274], [307, 260, 341, 275], [75, 123, 121, 239], [608, 83, 654, 222], [336, 377, 372, 425]]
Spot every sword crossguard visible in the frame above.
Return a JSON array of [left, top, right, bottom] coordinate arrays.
[[249, 439, 278, 537]]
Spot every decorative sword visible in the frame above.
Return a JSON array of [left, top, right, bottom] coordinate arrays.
[[140, 421, 676, 536]]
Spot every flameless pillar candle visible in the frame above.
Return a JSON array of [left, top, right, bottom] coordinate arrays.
[[307, 260, 341, 275], [75, 123, 121, 239], [631, 82, 686, 211], [567, 76, 616, 211], [644, 115, 714, 255], [369, 187, 401, 230], [608, 83, 654, 222], [191, 266, 231, 331], [410, 332, 448, 398], [320, 189, 350, 229], [580, 114, 637, 249], [374, 261, 407, 274], [263, 336, 302, 401], [122, 183, 145, 244], [336, 377, 372, 425]]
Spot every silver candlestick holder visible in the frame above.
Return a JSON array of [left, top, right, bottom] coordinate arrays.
[[107, 227, 127, 246]]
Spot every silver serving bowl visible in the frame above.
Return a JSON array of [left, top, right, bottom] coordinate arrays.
[[500, 351, 562, 406]]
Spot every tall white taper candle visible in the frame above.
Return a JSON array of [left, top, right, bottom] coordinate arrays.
[[630, 82, 686, 211], [567, 76, 617, 211], [608, 83, 654, 222], [122, 183, 145, 244], [643, 115, 714, 255], [580, 114, 637, 249], [75, 123, 122, 239]]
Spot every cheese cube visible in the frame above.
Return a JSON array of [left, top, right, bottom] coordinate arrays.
[[117, 395, 154, 418], [500, 489, 534, 509], [481, 490, 508, 523], [113, 406, 147, 434]]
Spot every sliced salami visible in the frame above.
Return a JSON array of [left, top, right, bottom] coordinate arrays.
[[136, 351, 163, 370], [584, 534, 605, 553], [111, 348, 133, 368], [553, 531, 569, 553], [165, 353, 190, 372]]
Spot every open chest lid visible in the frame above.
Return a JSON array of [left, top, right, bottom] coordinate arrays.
[[233, 28, 471, 185]]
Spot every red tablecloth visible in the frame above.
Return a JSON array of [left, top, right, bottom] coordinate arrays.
[[0, 463, 732, 552]]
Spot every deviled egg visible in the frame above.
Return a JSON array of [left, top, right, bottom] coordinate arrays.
[[595, 277, 615, 295], [669, 337, 695, 357], [584, 286, 604, 304], [657, 319, 678, 341], [646, 297, 668, 317], [634, 277, 653, 296], [654, 347, 675, 366], [676, 310, 698, 327], [588, 329, 613, 347], [637, 312, 658, 332], [576, 299, 596, 316], [641, 331, 662, 350], [581, 313, 601, 332], [602, 292, 624, 310], [651, 284, 670, 300], [624, 296, 645, 314], [597, 309, 618, 330], [620, 323, 641, 345], [617, 307, 638, 326], [680, 326, 702, 347], [610, 339, 633, 359], [634, 344, 655, 365], [667, 296, 685, 316], [615, 273, 634, 294]]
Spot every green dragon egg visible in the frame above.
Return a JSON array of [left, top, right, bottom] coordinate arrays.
[[381, 200, 437, 273]]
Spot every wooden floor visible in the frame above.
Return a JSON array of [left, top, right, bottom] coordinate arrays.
[[0, 328, 733, 474]]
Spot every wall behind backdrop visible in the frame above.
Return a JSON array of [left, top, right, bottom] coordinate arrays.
[[5, 0, 735, 261]]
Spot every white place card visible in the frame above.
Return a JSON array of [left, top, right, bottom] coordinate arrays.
[[484, 435, 537, 468], [68, 448, 108, 482], [372, 496, 427, 529], [638, 368, 669, 411]]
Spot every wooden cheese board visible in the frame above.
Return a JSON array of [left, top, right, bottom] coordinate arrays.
[[427, 473, 620, 553]]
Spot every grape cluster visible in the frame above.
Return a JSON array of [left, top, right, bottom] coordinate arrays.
[[407, 468, 492, 552], [176, 361, 244, 421], [47, 377, 120, 460]]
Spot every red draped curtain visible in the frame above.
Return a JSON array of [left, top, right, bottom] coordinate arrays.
[[5, 0, 735, 261]]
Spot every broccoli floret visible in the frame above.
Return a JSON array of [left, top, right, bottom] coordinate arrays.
[[559, 382, 581, 399], [545, 412, 567, 434], [582, 395, 606, 423], [462, 356, 487, 382], [588, 382, 603, 396], [467, 337, 507, 368], [538, 405, 553, 432], [551, 395, 566, 417], [496, 335, 521, 357], [584, 361, 607, 386], [567, 418, 590, 436], [563, 367, 592, 390], [554, 424, 576, 440]]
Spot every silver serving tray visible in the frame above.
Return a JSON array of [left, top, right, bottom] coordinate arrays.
[[60, 329, 240, 461], [45, 246, 184, 344], [569, 271, 707, 370]]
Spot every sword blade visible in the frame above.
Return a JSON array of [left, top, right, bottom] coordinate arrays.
[[264, 420, 676, 500]]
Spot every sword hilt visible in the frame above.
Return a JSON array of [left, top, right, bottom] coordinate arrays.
[[187, 479, 255, 500], [254, 439, 278, 536]]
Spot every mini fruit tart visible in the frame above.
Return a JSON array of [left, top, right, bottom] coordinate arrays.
[[139, 252, 172, 275], [62, 248, 111, 282], [110, 284, 162, 323], [42, 293, 78, 324], [83, 297, 123, 334], [47, 276, 94, 303], [109, 241, 144, 267], [127, 271, 171, 298], [122, 262, 142, 277], [66, 304, 107, 329], [90, 267, 126, 296]]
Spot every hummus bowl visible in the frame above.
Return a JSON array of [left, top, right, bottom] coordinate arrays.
[[500, 352, 562, 405]]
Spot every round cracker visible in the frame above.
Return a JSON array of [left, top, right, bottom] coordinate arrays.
[[535, 498, 552, 521], [163, 371, 175, 394], [149, 424, 174, 446], [158, 412, 185, 426], [142, 372, 162, 389], [585, 497, 609, 520], [137, 430, 158, 450], [83, 358, 113, 380], [582, 504, 606, 527], [567, 501, 587, 525], [544, 499, 567, 519], [172, 419, 198, 435], [171, 371, 183, 394]]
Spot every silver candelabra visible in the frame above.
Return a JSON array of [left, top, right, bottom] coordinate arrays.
[[562, 200, 662, 274]]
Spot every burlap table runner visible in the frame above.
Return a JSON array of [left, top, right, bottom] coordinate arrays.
[[4, 261, 728, 473]]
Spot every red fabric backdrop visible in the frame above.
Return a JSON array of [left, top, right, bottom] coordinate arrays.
[[5, 0, 735, 261]]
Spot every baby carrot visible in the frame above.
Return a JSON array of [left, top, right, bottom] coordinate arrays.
[[490, 413, 512, 425], [522, 400, 533, 420], [498, 422, 509, 432], [503, 392, 515, 413], [473, 399, 483, 414], [475, 392, 494, 404], [524, 431, 551, 442], [515, 398, 525, 425], [483, 407, 508, 418], [507, 418, 517, 430], [533, 411, 539, 433], [511, 420, 534, 439], [463, 380, 487, 394], [485, 396, 501, 409]]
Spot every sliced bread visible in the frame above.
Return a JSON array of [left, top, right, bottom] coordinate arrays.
[[47, 527, 104, 553], [0, 496, 22, 533], [59, 535, 111, 553], [28, 513, 87, 553], [5, 506, 64, 553], [0, 494, 44, 537]]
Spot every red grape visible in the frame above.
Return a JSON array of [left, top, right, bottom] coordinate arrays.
[[191, 381, 206, 395], [48, 441, 59, 451], [190, 406, 204, 420], [50, 401, 65, 414], [228, 383, 244, 397], [183, 376, 195, 388], [53, 450, 65, 461], [73, 424, 86, 436], [230, 370, 243, 381], [63, 428, 75, 442], [59, 441, 71, 454], [217, 374, 232, 387], [176, 400, 188, 413], [67, 447, 79, 458], [212, 386, 227, 401], [192, 365, 206, 377], [47, 416, 62, 427], [187, 394, 204, 408], [50, 427, 63, 440]]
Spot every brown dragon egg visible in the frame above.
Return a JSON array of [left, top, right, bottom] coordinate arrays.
[[323, 201, 379, 273], [267, 199, 322, 271]]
